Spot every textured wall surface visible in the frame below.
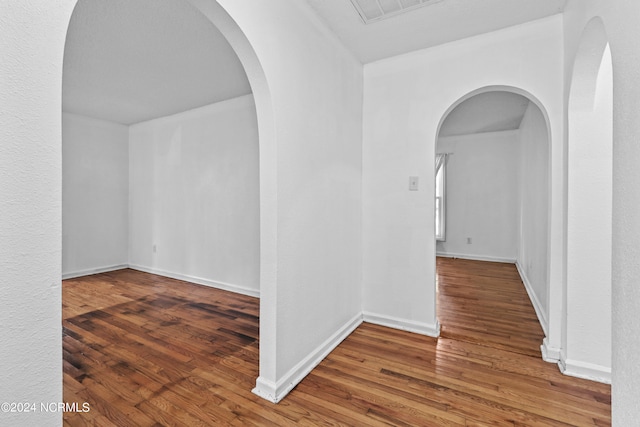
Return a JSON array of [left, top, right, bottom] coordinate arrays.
[[563, 0, 640, 420], [0, 1, 75, 425]]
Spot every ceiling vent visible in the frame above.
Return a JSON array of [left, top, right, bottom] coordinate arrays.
[[349, 0, 444, 24]]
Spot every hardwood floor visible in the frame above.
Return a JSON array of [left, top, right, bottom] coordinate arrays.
[[63, 261, 610, 426], [437, 257, 546, 357]]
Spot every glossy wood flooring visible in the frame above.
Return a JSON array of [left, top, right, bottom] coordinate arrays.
[[63, 261, 610, 426], [437, 257, 546, 358]]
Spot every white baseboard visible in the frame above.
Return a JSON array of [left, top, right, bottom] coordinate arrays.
[[128, 264, 260, 298], [515, 261, 548, 336], [363, 311, 440, 337], [541, 337, 561, 363], [252, 376, 279, 404], [62, 264, 128, 280], [559, 356, 611, 384], [252, 313, 363, 403], [436, 252, 516, 264]]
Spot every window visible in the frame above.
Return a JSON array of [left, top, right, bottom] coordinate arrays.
[[435, 153, 447, 241]]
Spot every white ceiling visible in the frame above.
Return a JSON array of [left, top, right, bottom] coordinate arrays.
[[439, 92, 531, 137], [63, 0, 251, 125], [305, 0, 567, 63]]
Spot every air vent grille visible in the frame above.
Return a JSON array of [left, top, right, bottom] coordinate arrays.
[[350, 0, 443, 24]]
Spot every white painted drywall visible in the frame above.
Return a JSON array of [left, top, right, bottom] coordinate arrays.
[[128, 95, 259, 295], [0, 1, 75, 425], [62, 113, 129, 278], [209, 0, 364, 399], [517, 102, 550, 331], [436, 130, 520, 262], [362, 16, 564, 337], [563, 2, 640, 417], [565, 36, 612, 380]]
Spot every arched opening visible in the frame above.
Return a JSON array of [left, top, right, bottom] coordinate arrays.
[[62, 0, 260, 292], [563, 17, 612, 383], [61, 0, 278, 413], [434, 86, 552, 359]]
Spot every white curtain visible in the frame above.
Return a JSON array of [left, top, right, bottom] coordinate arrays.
[[435, 153, 448, 241], [435, 153, 446, 174]]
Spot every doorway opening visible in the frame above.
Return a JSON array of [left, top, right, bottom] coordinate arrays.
[[62, 0, 259, 292], [434, 88, 552, 356], [61, 1, 277, 417]]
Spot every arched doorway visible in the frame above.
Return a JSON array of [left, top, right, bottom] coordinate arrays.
[[563, 17, 612, 383], [62, 0, 278, 398], [63, 0, 262, 291], [434, 86, 553, 360]]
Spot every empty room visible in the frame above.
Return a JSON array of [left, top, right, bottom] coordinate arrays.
[[2, 0, 638, 426]]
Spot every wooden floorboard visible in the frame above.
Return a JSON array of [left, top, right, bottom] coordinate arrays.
[[63, 261, 610, 426]]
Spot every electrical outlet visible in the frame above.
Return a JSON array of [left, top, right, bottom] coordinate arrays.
[[409, 176, 419, 191], [466, 237, 472, 244], [153, 244, 157, 253]]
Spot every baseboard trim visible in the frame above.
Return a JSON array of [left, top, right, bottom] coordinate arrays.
[[363, 311, 440, 337], [62, 264, 128, 280], [252, 313, 363, 403], [127, 264, 260, 298], [515, 261, 548, 336], [436, 252, 516, 264], [559, 357, 611, 384], [251, 377, 279, 404], [541, 337, 561, 363]]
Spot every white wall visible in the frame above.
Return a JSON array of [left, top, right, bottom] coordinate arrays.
[[517, 102, 550, 332], [62, 113, 129, 278], [0, 1, 75, 425], [128, 95, 260, 296], [563, 2, 639, 418], [605, 1, 640, 418], [564, 31, 612, 382], [561, 1, 640, 416], [436, 130, 520, 263], [186, 0, 365, 402], [362, 16, 564, 338]]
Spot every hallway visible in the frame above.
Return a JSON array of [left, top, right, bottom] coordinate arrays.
[[437, 257, 545, 357]]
